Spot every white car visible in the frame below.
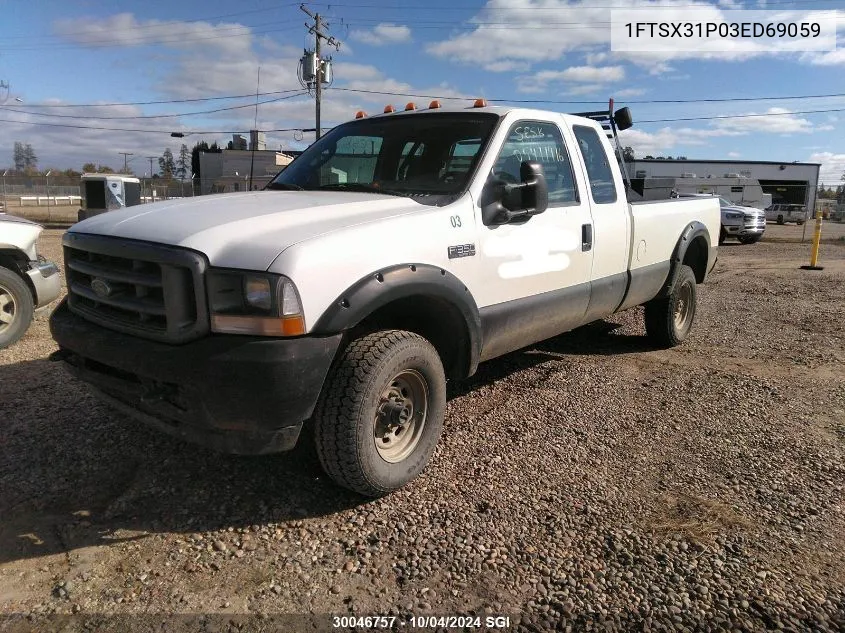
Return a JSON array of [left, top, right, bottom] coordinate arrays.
[[766, 203, 806, 226], [0, 214, 62, 349], [50, 101, 720, 496]]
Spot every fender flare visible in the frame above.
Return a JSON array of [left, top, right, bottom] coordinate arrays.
[[656, 221, 711, 298], [311, 263, 483, 376]]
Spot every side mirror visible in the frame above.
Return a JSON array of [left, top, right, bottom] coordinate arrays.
[[482, 160, 549, 226], [614, 107, 633, 131]]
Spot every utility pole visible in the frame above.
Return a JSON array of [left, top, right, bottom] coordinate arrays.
[[119, 152, 133, 174], [301, 4, 340, 140], [146, 156, 157, 201], [249, 66, 260, 192]]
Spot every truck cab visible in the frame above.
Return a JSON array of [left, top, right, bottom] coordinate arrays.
[[50, 100, 720, 496]]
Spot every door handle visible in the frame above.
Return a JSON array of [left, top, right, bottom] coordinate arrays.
[[581, 223, 593, 252]]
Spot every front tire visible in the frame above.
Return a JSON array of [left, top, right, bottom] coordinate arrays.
[[644, 264, 697, 348], [776, 215, 784, 225], [738, 235, 761, 245], [718, 226, 727, 245], [313, 330, 447, 497], [0, 266, 35, 350]]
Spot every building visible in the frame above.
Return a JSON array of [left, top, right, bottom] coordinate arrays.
[[198, 148, 294, 195], [629, 159, 821, 213], [250, 130, 266, 151]]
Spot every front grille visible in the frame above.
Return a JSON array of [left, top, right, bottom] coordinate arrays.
[[64, 233, 209, 344]]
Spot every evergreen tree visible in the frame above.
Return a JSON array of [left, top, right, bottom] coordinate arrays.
[[176, 144, 190, 180], [13, 142, 25, 171], [159, 148, 175, 180]]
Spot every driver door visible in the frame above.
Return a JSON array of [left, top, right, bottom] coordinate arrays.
[[475, 117, 595, 360]]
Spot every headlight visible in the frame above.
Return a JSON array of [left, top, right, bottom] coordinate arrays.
[[724, 212, 743, 220], [207, 270, 305, 336]]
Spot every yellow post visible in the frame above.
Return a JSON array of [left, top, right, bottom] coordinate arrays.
[[800, 210, 825, 271]]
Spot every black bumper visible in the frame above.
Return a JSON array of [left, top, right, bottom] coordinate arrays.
[[49, 299, 343, 455]]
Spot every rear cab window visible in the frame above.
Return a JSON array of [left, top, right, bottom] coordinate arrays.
[[572, 125, 618, 204]]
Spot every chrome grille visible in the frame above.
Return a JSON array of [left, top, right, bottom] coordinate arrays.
[[64, 233, 209, 344]]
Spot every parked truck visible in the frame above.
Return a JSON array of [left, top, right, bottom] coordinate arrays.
[[0, 214, 62, 349], [50, 100, 720, 496]]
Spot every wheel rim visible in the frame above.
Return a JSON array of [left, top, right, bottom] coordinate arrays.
[[373, 369, 429, 463], [0, 284, 16, 334], [674, 281, 693, 331]]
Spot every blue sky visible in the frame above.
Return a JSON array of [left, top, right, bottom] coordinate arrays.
[[1, 0, 844, 183]]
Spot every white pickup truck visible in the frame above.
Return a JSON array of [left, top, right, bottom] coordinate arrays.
[[50, 100, 720, 496], [0, 214, 62, 349]]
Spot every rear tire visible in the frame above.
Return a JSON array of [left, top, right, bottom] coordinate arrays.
[[313, 330, 447, 497], [644, 264, 697, 348], [0, 266, 35, 350]]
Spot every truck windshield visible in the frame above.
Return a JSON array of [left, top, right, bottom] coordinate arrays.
[[268, 112, 500, 199]]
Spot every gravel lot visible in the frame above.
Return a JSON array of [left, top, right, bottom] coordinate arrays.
[[1, 230, 843, 632]]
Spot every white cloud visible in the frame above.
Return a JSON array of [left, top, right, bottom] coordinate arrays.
[[808, 151, 845, 185], [426, 1, 844, 72], [712, 108, 815, 135], [614, 88, 647, 98], [349, 23, 412, 46], [727, 151, 742, 158], [517, 65, 624, 93], [484, 61, 531, 73], [53, 13, 254, 56]]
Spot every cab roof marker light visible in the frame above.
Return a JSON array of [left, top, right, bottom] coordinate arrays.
[[429, 100, 441, 109], [405, 102, 416, 111], [355, 110, 367, 119], [384, 104, 395, 113], [473, 98, 487, 108]]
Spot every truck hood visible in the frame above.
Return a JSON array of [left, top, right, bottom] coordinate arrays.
[[1, 213, 43, 259], [69, 190, 428, 270]]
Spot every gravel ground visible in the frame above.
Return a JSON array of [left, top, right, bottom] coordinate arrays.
[[1, 230, 843, 632]]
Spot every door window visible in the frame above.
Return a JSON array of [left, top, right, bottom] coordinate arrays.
[[573, 125, 618, 204], [492, 121, 578, 206]]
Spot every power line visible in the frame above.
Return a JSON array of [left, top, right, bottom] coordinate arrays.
[[2, 92, 309, 120], [327, 87, 845, 106], [636, 108, 845, 123], [10, 90, 845, 111], [3, 107, 843, 135], [0, 116, 319, 135], [8, 89, 307, 108]]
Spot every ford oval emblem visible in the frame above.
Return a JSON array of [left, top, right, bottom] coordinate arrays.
[[91, 278, 112, 298]]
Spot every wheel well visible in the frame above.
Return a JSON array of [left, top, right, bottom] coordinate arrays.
[[0, 249, 36, 299], [682, 235, 708, 283], [349, 295, 472, 381]]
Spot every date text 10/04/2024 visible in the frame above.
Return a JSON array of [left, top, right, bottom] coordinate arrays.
[[332, 615, 512, 629]]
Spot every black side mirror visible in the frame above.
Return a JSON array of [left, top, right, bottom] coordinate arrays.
[[614, 107, 633, 131], [482, 160, 549, 226]]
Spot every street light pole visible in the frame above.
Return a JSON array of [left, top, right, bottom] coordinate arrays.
[[1, 170, 7, 211]]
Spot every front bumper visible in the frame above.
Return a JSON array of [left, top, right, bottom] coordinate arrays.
[[26, 257, 62, 312], [49, 299, 343, 455]]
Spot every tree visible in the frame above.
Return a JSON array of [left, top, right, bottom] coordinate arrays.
[[23, 144, 37, 170], [159, 148, 175, 180], [176, 144, 190, 180], [97, 165, 115, 174], [190, 140, 222, 193], [13, 142, 25, 171], [622, 146, 635, 162], [82, 162, 97, 173]]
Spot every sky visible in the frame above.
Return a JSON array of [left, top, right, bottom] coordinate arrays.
[[1, 0, 844, 184]]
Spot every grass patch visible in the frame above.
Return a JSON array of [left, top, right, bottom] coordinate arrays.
[[648, 492, 751, 542]]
